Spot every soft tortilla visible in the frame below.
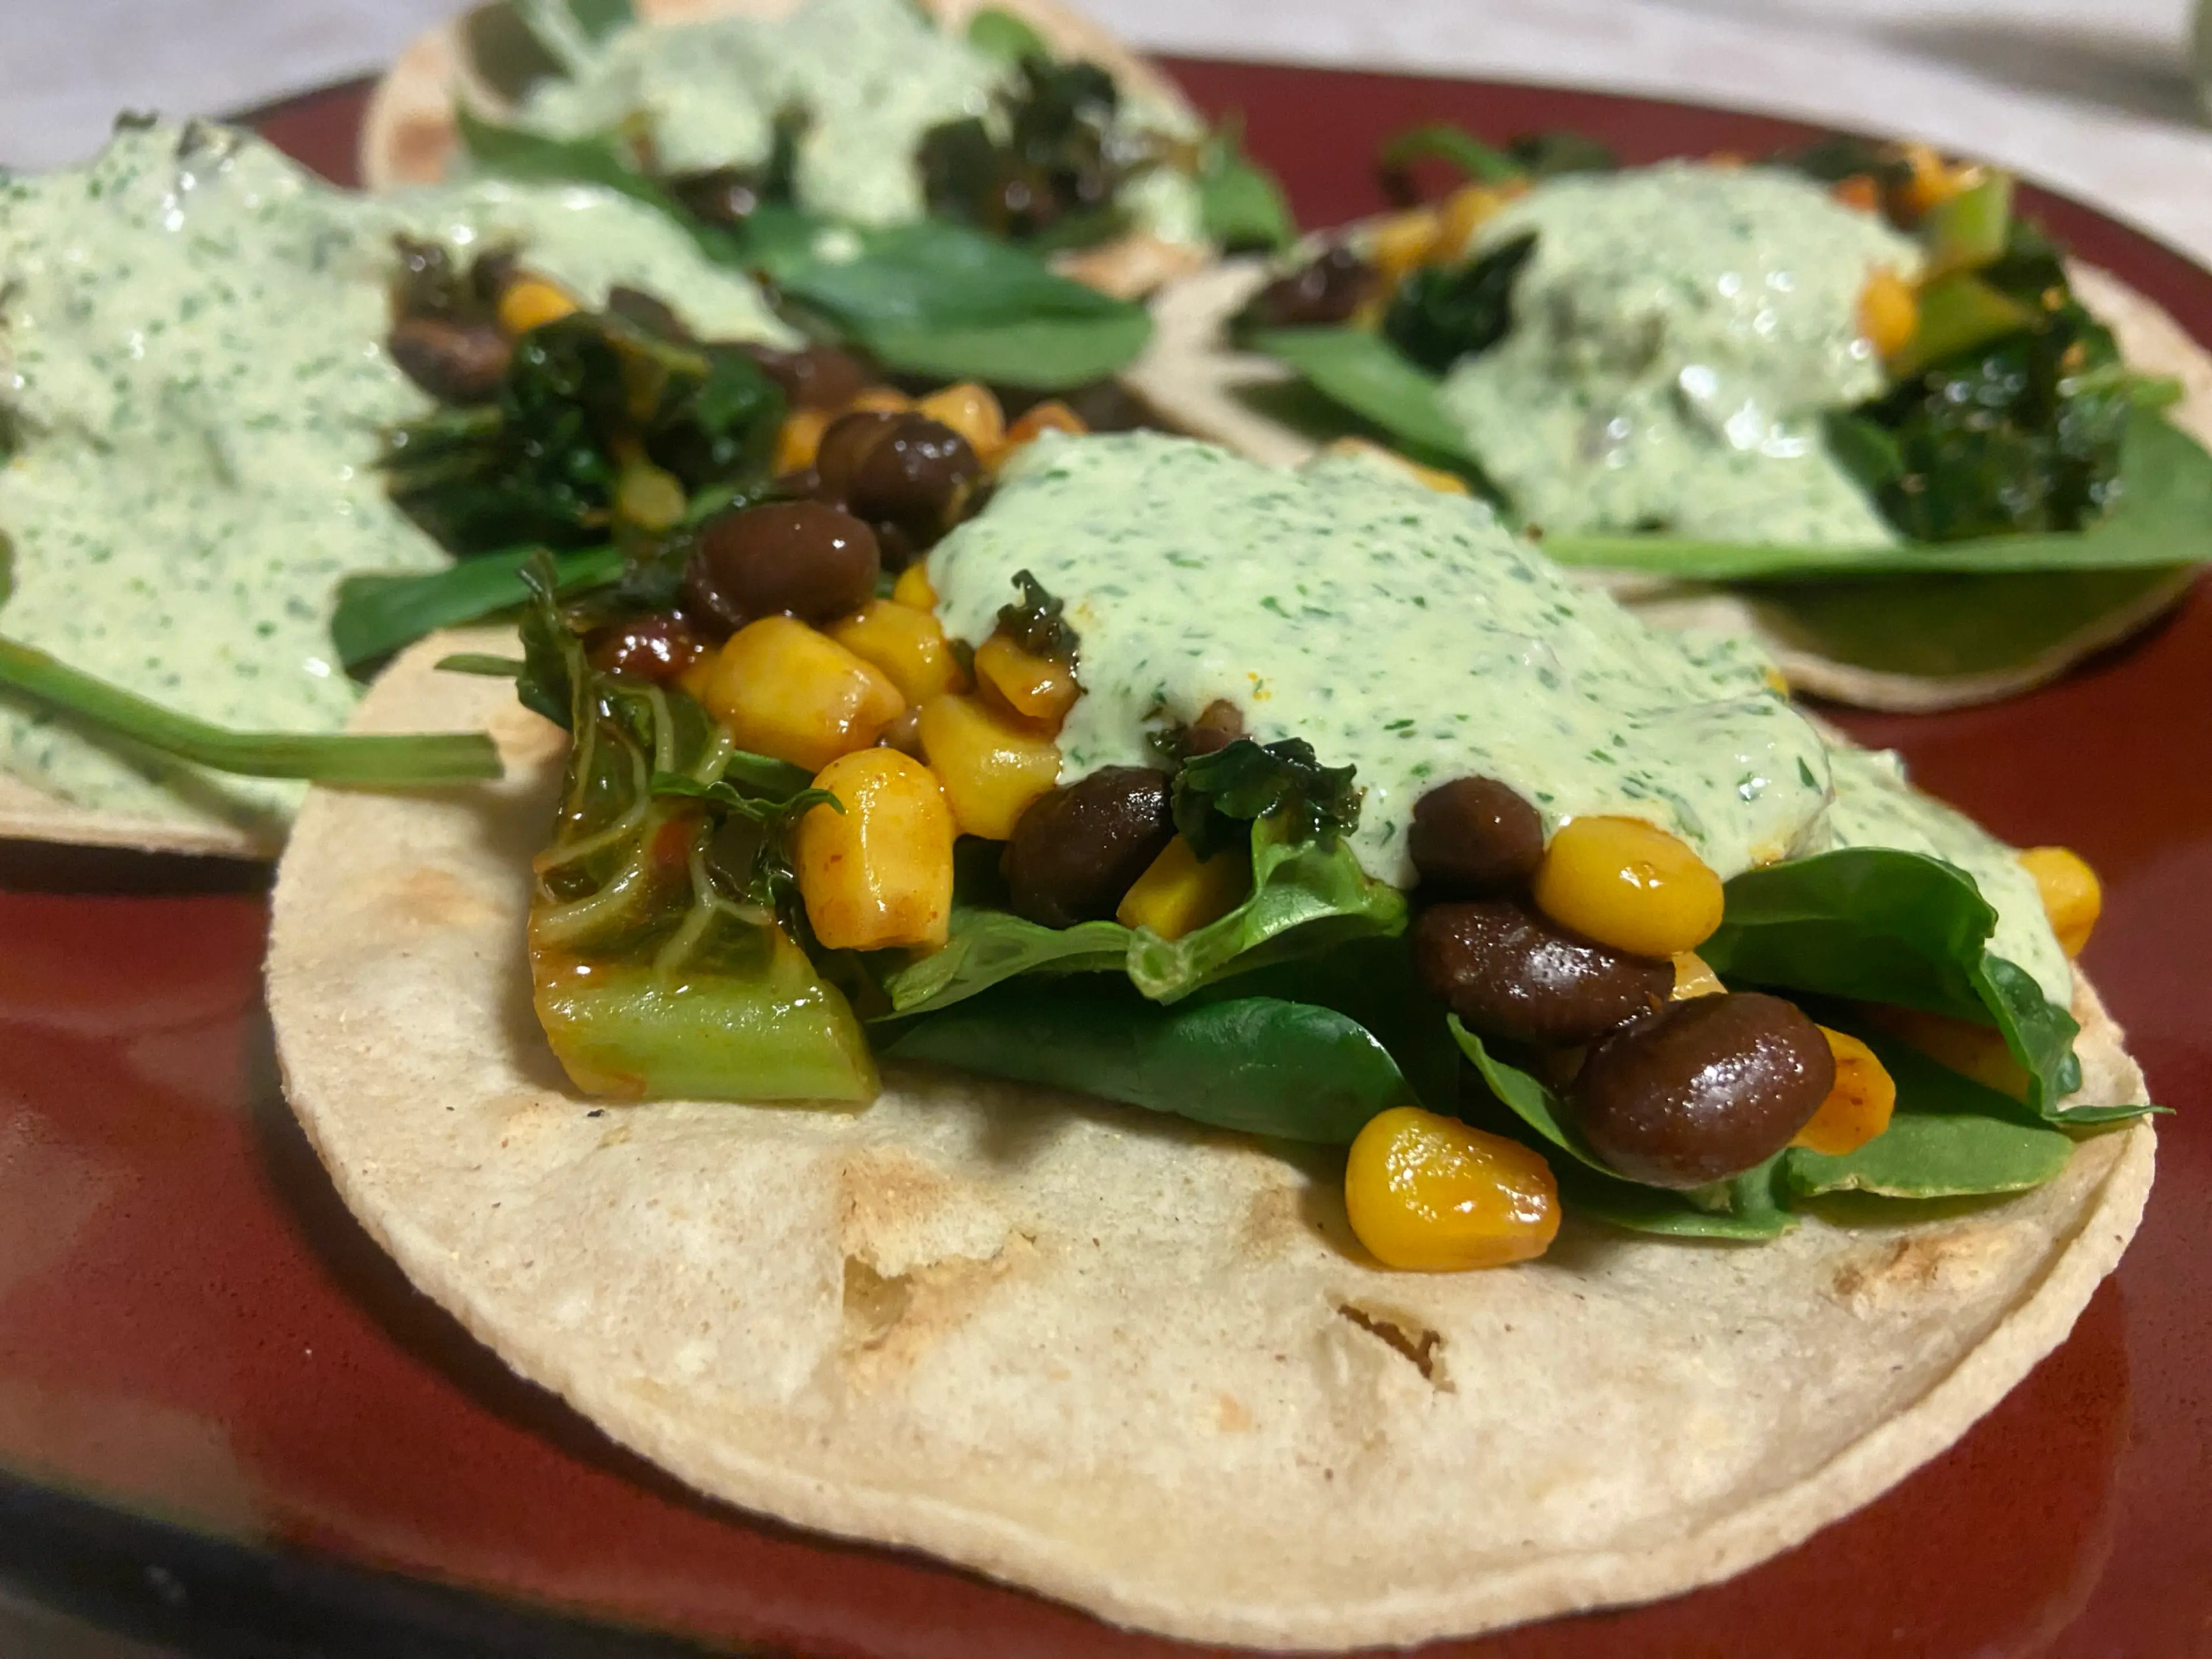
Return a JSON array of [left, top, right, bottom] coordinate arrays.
[[1124, 257, 2212, 711], [266, 628, 2153, 1648], [0, 770, 273, 859], [359, 0, 1210, 300]]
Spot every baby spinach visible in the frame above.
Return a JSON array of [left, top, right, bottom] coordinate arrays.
[[880, 976, 1430, 1143], [1382, 230, 1537, 375], [877, 907, 1131, 1015], [1246, 326, 1487, 474], [1196, 120, 1295, 253], [332, 544, 622, 673], [1171, 736, 1361, 860]]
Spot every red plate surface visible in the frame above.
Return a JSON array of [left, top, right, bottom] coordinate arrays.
[[3, 60, 2210, 1658]]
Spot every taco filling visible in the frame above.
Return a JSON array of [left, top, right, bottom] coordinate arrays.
[[507, 427, 2142, 1266]]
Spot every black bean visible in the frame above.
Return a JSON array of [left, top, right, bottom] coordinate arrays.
[[1409, 776, 1544, 896], [386, 314, 512, 403], [1573, 993, 1834, 1188], [1241, 247, 1380, 329], [1412, 899, 1669, 1046], [605, 286, 692, 342], [682, 502, 880, 632], [816, 412, 982, 552], [743, 343, 870, 411], [585, 611, 711, 683], [1004, 767, 1175, 928], [1182, 700, 1245, 757]]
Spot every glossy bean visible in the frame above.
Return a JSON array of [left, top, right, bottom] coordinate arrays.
[[1242, 247, 1380, 329], [1573, 993, 1834, 1187], [1408, 776, 1544, 895], [683, 502, 881, 632], [743, 342, 872, 412], [817, 412, 982, 552], [1412, 899, 1670, 1047], [1003, 766, 1175, 928], [386, 315, 512, 403], [1181, 699, 1245, 757], [584, 612, 710, 683]]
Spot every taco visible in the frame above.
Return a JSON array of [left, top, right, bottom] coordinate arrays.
[[361, 0, 1293, 305], [1126, 132, 2212, 710], [267, 430, 2152, 1645]]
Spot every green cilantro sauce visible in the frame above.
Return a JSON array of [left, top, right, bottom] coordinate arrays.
[[1438, 163, 1921, 545], [929, 433, 2068, 997], [514, 0, 1204, 241], [0, 122, 788, 835]]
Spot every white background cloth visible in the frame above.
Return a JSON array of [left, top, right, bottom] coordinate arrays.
[[4, 0, 2210, 262]]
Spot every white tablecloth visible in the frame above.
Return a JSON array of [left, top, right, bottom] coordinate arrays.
[[6, 0, 2211, 264]]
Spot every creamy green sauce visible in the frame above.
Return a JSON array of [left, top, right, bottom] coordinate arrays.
[[1438, 164, 1921, 545], [0, 123, 786, 834], [514, 0, 1205, 241], [929, 433, 2066, 991]]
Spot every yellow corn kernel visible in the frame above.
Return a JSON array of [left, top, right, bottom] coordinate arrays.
[[846, 385, 912, 415], [1435, 183, 1507, 260], [497, 276, 578, 337], [915, 381, 1006, 464], [1859, 266, 1920, 362], [1531, 815, 1724, 959], [1320, 435, 1469, 496], [775, 407, 832, 475], [1344, 1106, 1559, 1271], [1368, 207, 1444, 289], [1001, 399, 1088, 460], [1868, 1005, 2029, 1100], [1900, 143, 1974, 218], [676, 651, 718, 703], [1115, 835, 1250, 940], [1793, 1028, 1897, 1156], [891, 562, 938, 612], [826, 599, 965, 704], [2019, 846, 2101, 958], [797, 749, 955, 952], [1671, 950, 1725, 1000], [701, 617, 904, 774], [613, 460, 686, 531], [915, 692, 1061, 840], [1832, 173, 1883, 214], [973, 634, 1080, 729]]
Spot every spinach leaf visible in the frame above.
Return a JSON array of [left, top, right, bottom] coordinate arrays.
[[877, 907, 1131, 1015], [918, 56, 1130, 247], [1377, 123, 1525, 190], [456, 108, 669, 210], [995, 569, 1077, 657], [1382, 230, 1537, 374], [1506, 131, 1620, 179], [965, 6, 1048, 63], [1171, 736, 1361, 861], [879, 975, 1427, 1143], [1196, 120, 1295, 252], [1247, 326, 1487, 474], [332, 543, 621, 672], [1449, 1019, 1796, 1238], [1697, 849, 2127, 1122]]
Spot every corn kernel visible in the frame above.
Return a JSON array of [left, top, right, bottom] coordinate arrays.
[[1435, 183, 1507, 261], [915, 381, 1006, 464], [846, 385, 912, 415], [891, 562, 938, 612], [1793, 1029, 1897, 1155], [1671, 951, 1725, 1000], [1868, 1005, 2029, 1100], [973, 634, 1081, 729], [1831, 173, 1883, 214], [1368, 207, 1444, 289], [497, 276, 578, 337], [1320, 436, 1469, 496], [701, 617, 904, 774], [676, 652, 718, 703], [915, 692, 1062, 840], [1859, 266, 1919, 362], [1344, 1106, 1559, 1271], [797, 749, 955, 951], [1899, 144, 1974, 218], [775, 407, 832, 475], [827, 599, 965, 704], [2018, 846, 2101, 958], [1531, 816, 1724, 959], [613, 460, 686, 531], [1115, 835, 1250, 940], [1001, 399, 1087, 460]]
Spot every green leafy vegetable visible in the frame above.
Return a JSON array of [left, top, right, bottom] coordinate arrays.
[[0, 635, 501, 786], [1382, 230, 1537, 374], [1246, 326, 1487, 475], [1377, 123, 1525, 190], [332, 544, 622, 672], [964, 6, 1049, 63], [995, 569, 1077, 657], [1195, 120, 1295, 252], [880, 975, 1427, 1143], [918, 56, 1128, 247], [517, 560, 874, 1101], [1171, 736, 1361, 860], [1506, 131, 1620, 179], [878, 906, 1132, 1015]]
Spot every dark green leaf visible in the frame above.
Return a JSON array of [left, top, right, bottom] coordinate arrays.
[[1196, 120, 1295, 252], [456, 107, 667, 209], [459, 1, 570, 103], [0, 637, 501, 785], [995, 569, 1077, 657], [435, 653, 528, 676], [1376, 123, 1525, 188], [965, 6, 1049, 63], [1505, 131, 1619, 179], [1382, 230, 1537, 374], [880, 975, 1425, 1143], [1171, 736, 1361, 860], [332, 544, 621, 672], [1247, 326, 1486, 472]]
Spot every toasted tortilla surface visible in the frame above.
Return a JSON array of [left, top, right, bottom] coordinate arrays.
[[265, 629, 2153, 1648], [360, 0, 1208, 300], [1126, 258, 2212, 711]]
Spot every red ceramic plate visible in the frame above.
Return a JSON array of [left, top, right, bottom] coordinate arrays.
[[3, 61, 2209, 1659]]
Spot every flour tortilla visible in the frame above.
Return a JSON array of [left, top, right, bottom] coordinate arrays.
[[360, 0, 1210, 300], [0, 770, 274, 859], [1126, 257, 2211, 710], [266, 627, 2153, 1648]]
